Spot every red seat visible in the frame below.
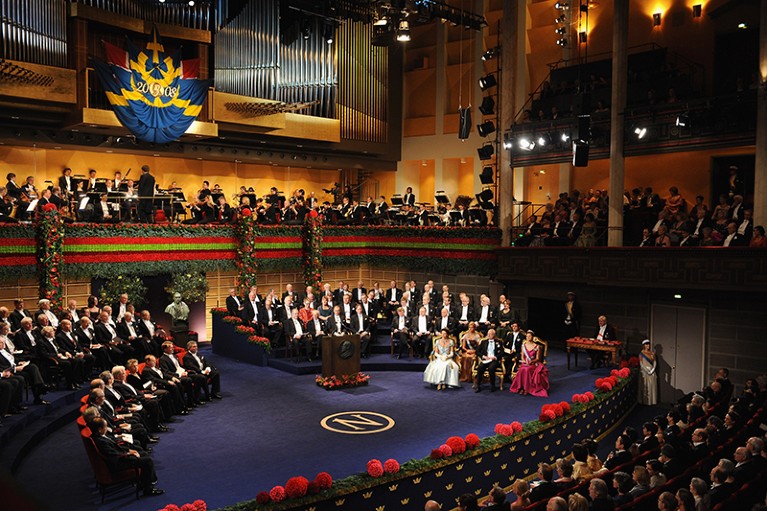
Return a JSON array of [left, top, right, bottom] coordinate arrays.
[[79, 428, 141, 502], [76, 416, 87, 430], [137, 362, 146, 374]]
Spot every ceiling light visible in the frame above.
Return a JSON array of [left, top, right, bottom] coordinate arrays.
[[537, 136, 547, 147], [653, 12, 661, 26], [188, 0, 194, 6], [555, 14, 567, 24], [555, 2, 568, 9], [324, 22, 335, 44]]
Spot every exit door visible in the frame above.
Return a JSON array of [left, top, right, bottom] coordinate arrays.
[[650, 304, 706, 404]]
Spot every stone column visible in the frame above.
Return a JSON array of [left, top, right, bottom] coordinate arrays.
[[754, 0, 767, 226], [607, 0, 629, 247]]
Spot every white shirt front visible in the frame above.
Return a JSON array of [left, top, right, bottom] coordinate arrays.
[[418, 315, 428, 333], [479, 306, 489, 323]]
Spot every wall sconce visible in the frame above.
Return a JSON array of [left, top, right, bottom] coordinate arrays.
[[692, 4, 702, 18], [579, 31, 588, 43], [653, 12, 661, 26]]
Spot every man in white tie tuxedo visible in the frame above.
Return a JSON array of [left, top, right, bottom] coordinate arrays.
[[182, 341, 221, 400], [94, 311, 132, 364], [307, 310, 325, 360], [9, 299, 33, 332], [473, 329, 501, 392], [37, 299, 59, 330], [350, 304, 371, 358], [283, 308, 312, 361], [412, 307, 434, 358], [391, 307, 412, 359], [225, 288, 245, 319], [325, 306, 348, 337]]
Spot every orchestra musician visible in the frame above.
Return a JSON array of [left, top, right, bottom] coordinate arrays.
[[121, 179, 138, 222], [215, 195, 232, 224], [403, 186, 416, 207], [94, 193, 118, 223], [58, 168, 75, 197], [86, 169, 98, 192], [0, 187, 19, 223]]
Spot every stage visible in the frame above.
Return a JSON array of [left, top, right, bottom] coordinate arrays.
[[13, 346, 619, 511]]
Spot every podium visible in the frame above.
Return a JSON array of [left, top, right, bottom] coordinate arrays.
[[321, 334, 361, 377]]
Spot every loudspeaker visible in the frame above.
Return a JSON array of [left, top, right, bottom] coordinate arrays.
[[572, 142, 589, 167], [458, 107, 471, 140], [479, 166, 494, 184], [577, 115, 591, 142]]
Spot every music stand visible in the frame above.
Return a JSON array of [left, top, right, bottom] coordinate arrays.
[[390, 194, 404, 207], [435, 191, 450, 205], [211, 193, 224, 204]]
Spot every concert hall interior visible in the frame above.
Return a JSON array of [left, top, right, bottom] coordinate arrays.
[[1, 1, 767, 511]]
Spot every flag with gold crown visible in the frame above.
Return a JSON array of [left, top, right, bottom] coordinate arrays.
[[93, 28, 211, 144]]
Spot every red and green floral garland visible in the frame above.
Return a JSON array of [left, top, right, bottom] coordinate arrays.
[[158, 499, 207, 511], [302, 210, 323, 290], [234, 211, 258, 295], [315, 372, 370, 390], [35, 204, 64, 309]]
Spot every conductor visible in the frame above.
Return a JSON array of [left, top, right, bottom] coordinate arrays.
[[137, 165, 155, 223]]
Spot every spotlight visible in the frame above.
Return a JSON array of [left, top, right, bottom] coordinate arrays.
[[479, 166, 494, 184], [537, 135, 547, 147], [561, 132, 570, 142], [188, 0, 194, 6], [579, 31, 587, 43], [323, 22, 335, 44], [477, 121, 496, 137], [653, 12, 661, 26], [159, 0, 165, 3], [555, 27, 566, 35], [476, 189, 494, 202], [481, 47, 500, 61], [396, 19, 411, 42], [738, 22, 747, 29], [692, 4, 702, 18], [502, 133, 512, 149], [555, 14, 567, 24], [479, 96, 495, 116], [555, 2, 568, 9], [477, 144, 495, 160], [518, 138, 535, 151], [634, 126, 647, 139], [478, 74, 497, 91], [301, 19, 312, 40], [556, 38, 568, 47], [676, 113, 690, 127], [373, 10, 388, 26]]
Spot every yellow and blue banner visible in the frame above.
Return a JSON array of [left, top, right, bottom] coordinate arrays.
[[93, 28, 211, 143]]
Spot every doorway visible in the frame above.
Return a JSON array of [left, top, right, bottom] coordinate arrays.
[[650, 304, 706, 404]]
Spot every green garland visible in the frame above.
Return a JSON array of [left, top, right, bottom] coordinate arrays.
[[66, 223, 234, 238], [99, 275, 148, 308], [35, 206, 64, 309], [234, 212, 259, 295], [66, 259, 234, 279], [165, 272, 209, 303], [302, 212, 323, 290]]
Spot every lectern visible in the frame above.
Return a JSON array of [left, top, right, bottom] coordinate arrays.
[[321, 334, 361, 378]]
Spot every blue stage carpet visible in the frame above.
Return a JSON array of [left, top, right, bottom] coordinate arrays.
[[14, 347, 616, 511]]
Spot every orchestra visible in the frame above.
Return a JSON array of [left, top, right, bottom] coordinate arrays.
[[1, 169, 496, 227]]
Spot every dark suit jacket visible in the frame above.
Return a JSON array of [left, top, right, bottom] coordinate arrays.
[[529, 481, 558, 503], [242, 299, 263, 324], [182, 352, 214, 374], [95, 322, 120, 344], [325, 316, 348, 336], [433, 315, 456, 334], [55, 330, 82, 355], [403, 193, 415, 206], [350, 314, 370, 334], [158, 353, 183, 380], [475, 338, 502, 361], [638, 435, 659, 452], [475, 304, 497, 325], [604, 449, 632, 470], [225, 295, 244, 317], [116, 320, 141, 341], [591, 497, 615, 511], [385, 288, 402, 304], [137, 172, 155, 199], [135, 320, 158, 340], [36, 336, 63, 361], [594, 324, 617, 340], [14, 328, 39, 354], [10, 309, 32, 331]]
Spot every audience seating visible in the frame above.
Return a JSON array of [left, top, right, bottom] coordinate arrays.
[[79, 427, 141, 503]]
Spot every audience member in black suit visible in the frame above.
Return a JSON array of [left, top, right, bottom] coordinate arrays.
[[384, 281, 402, 317], [141, 354, 188, 416], [90, 417, 163, 496], [638, 421, 660, 452], [502, 321, 524, 379], [553, 460, 576, 492], [529, 463, 558, 503], [588, 478, 615, 511], [474, 296, 496, 335], [689, 428, 710, 461], [182, 341, 221, 400], [37, 326, 83, 389], [349, 304, 372, 358], [732, 446, 757, 485], [604, 434, 633, 470], [159, 341, 202, 408], [611, 472, 633, 507], [305, 310, 325, 360], [125, 359, 174, 422], [75, 316, 112, 371], [56, 319, 95, 380], [260, 299, 283, 347], [433, 307, 457, 336], [708, 467, 733, 507], [410, 307, 434, 358], [225, 288, 245, 318], [111, 365, 165, 433], [473, 329, 501, 393], [9, 299, 33, 331], [116, 311, 153, 360], [390, 307, 411, 359], [283, 308, 312, 361], [483, 485, 510, 511], [659, 444, 683, 479]]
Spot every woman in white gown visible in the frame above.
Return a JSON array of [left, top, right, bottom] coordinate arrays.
[[638, 339, 658, 405], [423, 329, 460, 390]]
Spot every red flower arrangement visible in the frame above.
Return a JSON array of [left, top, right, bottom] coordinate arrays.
[[445, 436, 466, 455], [234, 325, 256, 335], [494, 423, 513, 436], [430, 448, 444, 459], [383, 459, 400, 474], [222, 315, 243, 324], [255, 491, 271, 504], [539, 409, 557, 422], [247, 335, 272, 353], [559, 401, 571, 413], [366, 459, 384, 478], [510, 421, 523, 433], [35, 206, 64, 310], [465, 433, 480, 449], [269, 485, 286, 502], [160, 506, 180, 511], [211, 307, 228, 314], [314, 472, 332, 490], [439, 444, 453, 457], [159, 500, 206, 511], [307, 481, 320, 495], [302, 211, 323, 290], [315, 373, 370, 390], [285, 476, 309, 499]]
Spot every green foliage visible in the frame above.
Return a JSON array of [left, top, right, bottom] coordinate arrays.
[[165, 272, 209, 303], [99, 275, 148, 308]]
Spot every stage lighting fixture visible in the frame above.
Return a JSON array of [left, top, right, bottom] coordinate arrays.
[[556, 38, 568, 47], [479, 96, 495, 116], [481, 47, 501, 61], [478, 74, 497, 91], [537, 136, 547, 147], [301, 19, 312, 40], [738, 22, 747, 29], [555, 26, 566, 35], [692, 4, 702, 18], [518, 138, 535, 151], [561, 132, 570, 142], [503, 133, 512, 149], [396, 19, 411, 42], [479, 166, 494, 184], [477, 144, 495, 160], [579, 31, 588, 43], [188, 0, 194, 5], [634, 126, 647, 139], [159, 0, 165, 3], [653, 13, 661, 26], [477, 121, 496, 137], [555, 2, 568, 9], [477, 189, 494, 202], [555, 14, 567, 24], [324, 22, 335, 44], [676, 113, 690, 127]]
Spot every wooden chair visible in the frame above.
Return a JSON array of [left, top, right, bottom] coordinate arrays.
[[79, 428, 141, 503]]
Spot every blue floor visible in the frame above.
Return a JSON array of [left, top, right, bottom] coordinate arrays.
[[12, 346, 617, 511]]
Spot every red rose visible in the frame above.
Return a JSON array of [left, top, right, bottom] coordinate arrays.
[[585, 391, 594, 400], [192, 500, 206, 511], [269, 485, 286, 502], [314, 472, 332, 490], [438, 444, 453, 457], [285, 476, 309, 499], [256, 491, 271, 504], [510, 421, 523, 433], [552, 404, 564, 417], [430, 448, 443, 459], [446, 436, 466, 455], [383, 459, 400, 473], [595, 378, 604, 386], [181, 504, 195, 511], [498, 424, 512, 436], [465, 433, 480, 449], [559, 401, 571, 413], [241, 208, 252, 217], [164, 505, 181, 511], [367, 459, 384, 478], [309, 209, 319, 218]]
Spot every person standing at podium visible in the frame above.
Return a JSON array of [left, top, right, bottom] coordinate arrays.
[[326, 306, 347, 337], [350, 304, 371, 358]]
